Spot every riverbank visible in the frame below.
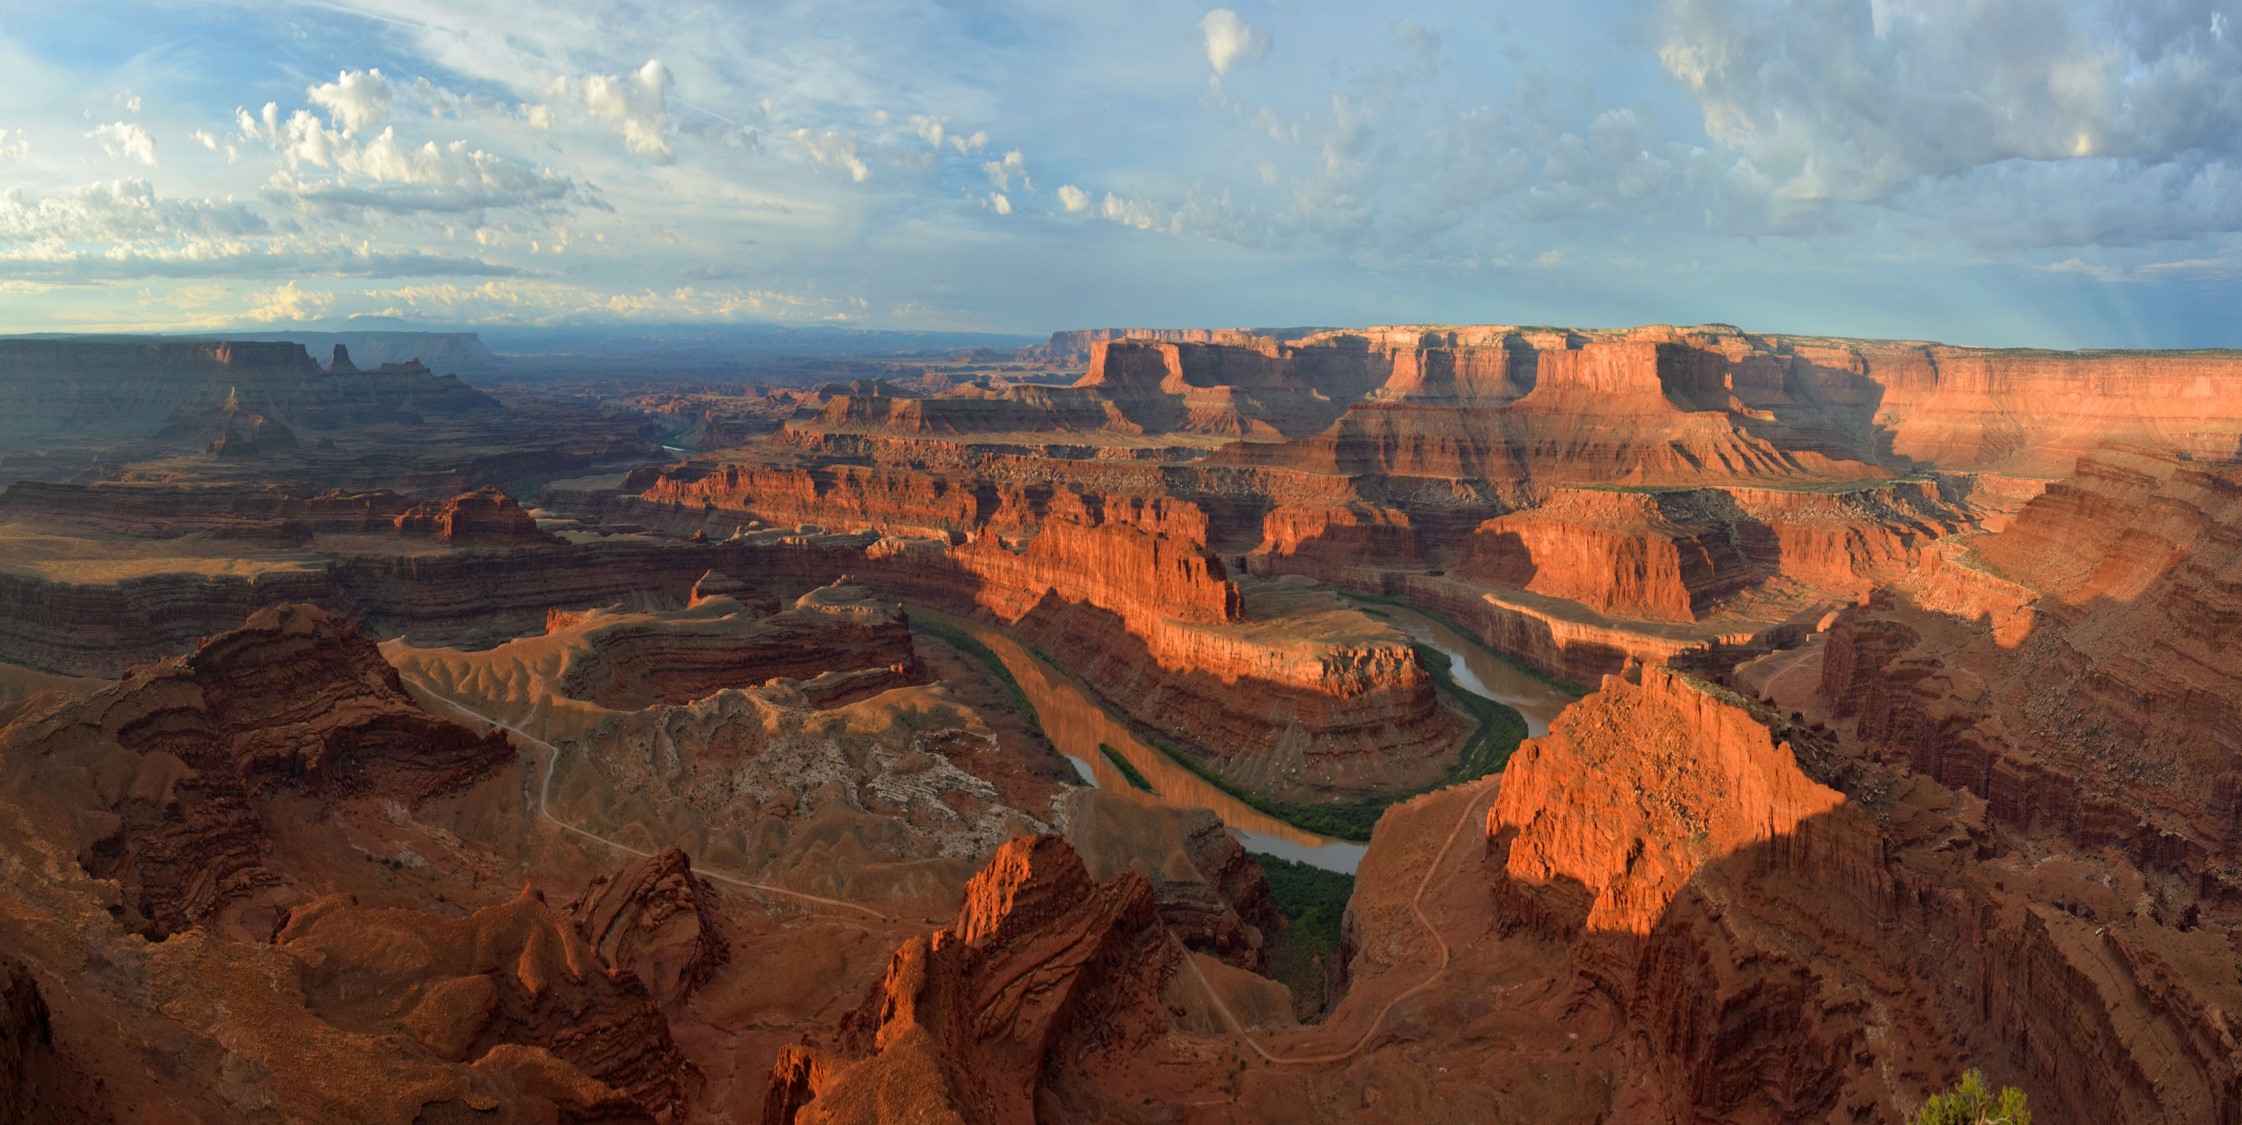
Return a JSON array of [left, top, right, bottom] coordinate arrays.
[[911, 606, 1368, 870], [907, 598, 1584, 861]]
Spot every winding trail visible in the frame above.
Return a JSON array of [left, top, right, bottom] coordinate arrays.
[[1186, 778, 1498, 1066], [418, 690, 893, 923]]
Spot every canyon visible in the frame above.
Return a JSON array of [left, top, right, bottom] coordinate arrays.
[[0, 322, 2237, 1122]]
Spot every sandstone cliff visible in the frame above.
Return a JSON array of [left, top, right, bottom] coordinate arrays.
[[554, 581, 922, 711], [1060, 788, 1284, 972], [0, 956, 99, 1125], [952, 521, 1457, 797], [276, 884, 693, 1119], [1489, 660, 2242, 1122], [804, 381, 1116, 436], [633, 457, 1213, 546], [0, 566, 340, 677], [566, 847, 731, 1009], [1245, 503, 1423, 583], [1079, 339, 1375, 437], [1066, 323, 2242, 488], [0, 604, 512, 936], [391, 487, 558, 548], [1458, 481, 1963, 623], [1824, 443, 2242, 872], [1028, 327, 1311, 363], [1483, 667, 1945, 1119], [0, 481, 419, 543], [550, 508, 1459, 799], [764, 835, 1183, 1124], [0, 338, 499, 445]]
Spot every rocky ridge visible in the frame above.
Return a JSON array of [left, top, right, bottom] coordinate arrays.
[[567, 847, 732, 1009], [553, 580, 924, 711], [277, 885, 695, 1119], [0, 603, 512, 936], [1487, 658, 2241, 1122], [764, 834, 1185, 1125]]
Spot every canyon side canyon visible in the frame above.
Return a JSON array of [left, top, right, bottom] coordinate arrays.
[[0, 323, 2237, 1123]]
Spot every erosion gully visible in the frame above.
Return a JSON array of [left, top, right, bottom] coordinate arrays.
[[929, 605, 1577, 874]]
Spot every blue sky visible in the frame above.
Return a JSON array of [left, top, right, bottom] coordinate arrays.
[[3, 1, 2241, 346]]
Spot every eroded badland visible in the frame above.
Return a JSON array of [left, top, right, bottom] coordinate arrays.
[[0, 324, 2238, 1123]]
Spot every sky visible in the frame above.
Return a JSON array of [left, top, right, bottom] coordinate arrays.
[[3, 1, 2242, 347]]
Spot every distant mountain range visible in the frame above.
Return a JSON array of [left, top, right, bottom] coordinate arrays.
[[5, 323, 1378, 384]]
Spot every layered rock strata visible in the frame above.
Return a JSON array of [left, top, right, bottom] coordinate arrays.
[[566, 848, 731, 1009], [631, 458, 1215, 546], [1824, 443, 2242, 875], [0, 481, 420, 541], [0, 565, 338, 677], [1490, 662, 2241, 1122], [0, 338, 498, 444], [943, 521, 1455, 796], [1229, 325, 2242, 477], [764, 835, 1183, 1125], [1462, 489, 1758, 622], [1244, 503, 1423, 583], [1397, 573, 1740, 684], [498, 516, 1456, 798], [1060, 788, 1284, 971], [0, 603, 512, 936], [276, 884, 694, 1119], [391, 486, 558, 547], [555, 581, 922, 711], [1458, 482, 1963, 623]]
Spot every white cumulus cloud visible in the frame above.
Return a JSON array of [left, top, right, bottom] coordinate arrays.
[[1056, 184, 1090, 212], [246, 280, 334, 323], [240, 103, 585, 215], [307, 68, 392, 134], [988, 191, 1012, 215], [1099, 192, 1178, 232], [789, 128, 870, 182], [0, 179, 264, 245], [555, 60, 675, 160], [910, 114, 948, 149], [1201, 9, 1269, 76], [1654, 0, 2242, 209], [0, 130, 27, 161], [981, 149, 1028, 191], [88, 121, 157, 167]]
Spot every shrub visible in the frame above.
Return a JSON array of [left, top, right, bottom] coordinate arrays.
[[1097, 743, 1155, 792], [1913, 1070, 2030, 1125]]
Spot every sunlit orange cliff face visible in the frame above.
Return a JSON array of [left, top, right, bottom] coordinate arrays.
[[0, 324, 2238, 1123]]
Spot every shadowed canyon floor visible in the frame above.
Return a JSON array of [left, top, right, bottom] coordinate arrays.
[[1, 325, 2241, 1122]]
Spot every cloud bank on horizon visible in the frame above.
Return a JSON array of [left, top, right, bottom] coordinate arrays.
[[1, 0, 2240, 347]]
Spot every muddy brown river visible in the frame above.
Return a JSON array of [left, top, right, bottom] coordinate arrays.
[[930, 605, 1578, 873]]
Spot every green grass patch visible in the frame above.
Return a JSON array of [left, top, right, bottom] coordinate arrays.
[[910, 618, 1041, 729], [1250, 852, 1355, 1020], [1674, 668, 1753, 709], [1413, 643, 1530, 781], [1943, 532, 2021, 584], [1097, 743, 1155, 792]]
